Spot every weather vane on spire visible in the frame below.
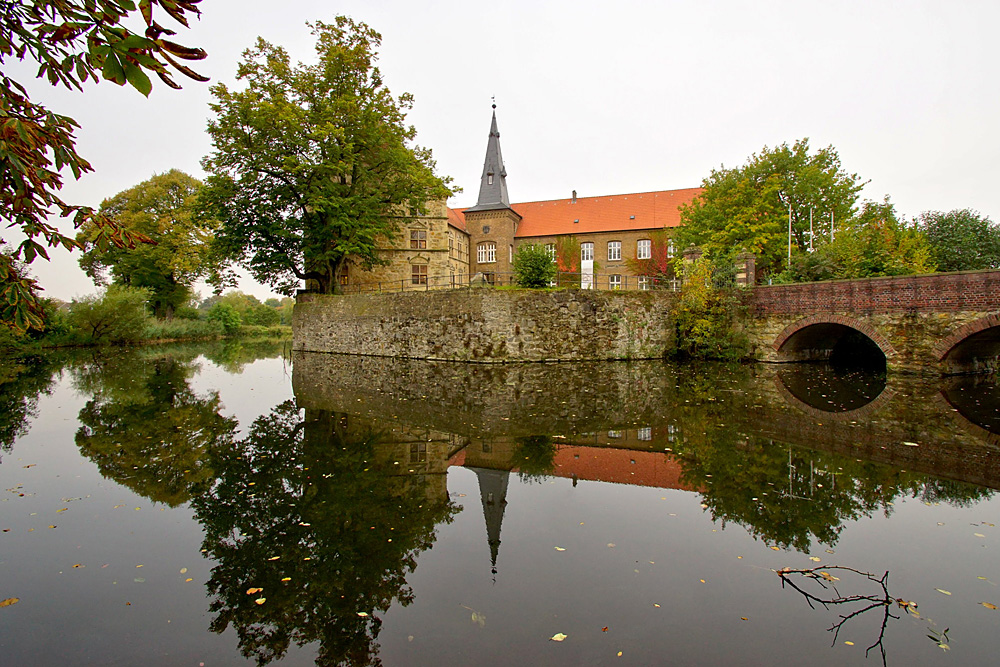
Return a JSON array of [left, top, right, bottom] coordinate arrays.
[[491, 95, 496, 109]]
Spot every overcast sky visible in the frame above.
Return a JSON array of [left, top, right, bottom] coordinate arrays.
[[11, 0, 999, 302]]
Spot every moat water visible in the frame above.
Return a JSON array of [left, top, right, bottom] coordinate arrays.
[[0, 342, 998, 666]]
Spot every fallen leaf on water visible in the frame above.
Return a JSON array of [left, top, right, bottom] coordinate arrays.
[[903, 441, 919, 447], [56, 508, 68, 513], [554, 547, 566, 551], [602, 626, 608, 632], [607, 543, 615, 548], [246, 588, 263, 595], [981, 602, 997, 610], [185, 578, 193, 582], [550, 633, 567, 642], [935, 589, 952, 596], [281, 577, 291, 582], [653, 603, 660, 608], [134, 578, 145, 583], [357, 611, 369, 617], [267, 556, 280, 561], [22, 464, 35, 468], [769, 546, 780, 551], [255, 598, 266, 605], [974, 533, 985, 538], [740, 617, 748, 621], [700, 579, 706, 583], [0, 598, 19, 608], [72, 564, 83, 568], [844, 641, 854, 646], [134, 507, 140, 511], [617, 651, 623, 657], [47, 525, 56, 529], [809, 557, 821, 562]]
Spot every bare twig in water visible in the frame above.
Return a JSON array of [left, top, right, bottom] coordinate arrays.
[[776, 565, 898, 665]]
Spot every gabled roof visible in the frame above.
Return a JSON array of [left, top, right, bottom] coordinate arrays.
[[448, 187, 703, 238], [447, 207, 468, 232], [512, 188, 703, 238]]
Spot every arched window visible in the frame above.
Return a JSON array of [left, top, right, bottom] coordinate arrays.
[[478, 242, 496, 264]]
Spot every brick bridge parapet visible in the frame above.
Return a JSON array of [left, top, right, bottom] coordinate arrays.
[[747, 269, 1000, 374]]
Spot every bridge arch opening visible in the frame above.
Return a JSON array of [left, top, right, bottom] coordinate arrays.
[[775, 321, 888, 372], [936, 319, 1000, 374]]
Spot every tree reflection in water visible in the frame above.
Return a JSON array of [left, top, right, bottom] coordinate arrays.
[[192, 403, 458, 666], [73, 351, 237, 506]]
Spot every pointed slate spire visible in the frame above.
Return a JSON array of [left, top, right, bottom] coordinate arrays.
[[466, 104, 511, 212]]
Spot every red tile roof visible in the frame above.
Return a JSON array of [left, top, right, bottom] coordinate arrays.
[[446, 207, 468, 233], [449, 187, 702, 238]]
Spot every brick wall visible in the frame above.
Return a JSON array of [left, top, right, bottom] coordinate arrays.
[[752, 269, 1000, 315]]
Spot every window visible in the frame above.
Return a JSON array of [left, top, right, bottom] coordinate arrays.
[[545, 243, 556, 259], [410, 229, 426, 249], [411, 264, 427, 285], [409, 442, 427, 464], [637, 427, 652, 441], [478, 242, 496, 264], [608, 241, 621, 261], [668, 238, 675, 257], [487, 173, 494, 185], [581, 242, 594, 261], [638, 276, 650, 291], [637, 239, 651, 260], [608, 430, 622, 439], [509, 244, 513, 263], [609, 274, 622, 290]]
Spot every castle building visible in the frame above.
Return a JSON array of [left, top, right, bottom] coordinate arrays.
[[342, 106, 703, 292]]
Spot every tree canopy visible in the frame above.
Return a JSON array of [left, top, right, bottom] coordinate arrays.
[[919, 208, 1000, 272], [677, 139, 865, 278], [201, 17, 453, 296], [77, 169, 227, 317], [0, 0, 208, 330], [782, 197, 936, 282]]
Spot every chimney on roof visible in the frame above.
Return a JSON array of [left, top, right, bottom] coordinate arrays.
[[571, 190, 577, 204]]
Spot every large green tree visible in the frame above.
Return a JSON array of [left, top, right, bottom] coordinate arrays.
[[0, 0, 208, 330], [77, 170, 226, 317], [677, 139, 865, 278], [918, 208, 1000, 272], [201, 18, 453, 296]]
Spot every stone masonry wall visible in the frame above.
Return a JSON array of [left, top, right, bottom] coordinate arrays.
[[293, 289, 676, 362]]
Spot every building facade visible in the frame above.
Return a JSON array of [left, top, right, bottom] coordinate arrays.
[[343, 107, 702, 292]]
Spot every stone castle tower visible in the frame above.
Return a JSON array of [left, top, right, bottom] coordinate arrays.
[[465, 105, 522, 280]]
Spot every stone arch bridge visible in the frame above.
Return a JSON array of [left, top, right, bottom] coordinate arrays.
[[748, 269, 1000, 374]]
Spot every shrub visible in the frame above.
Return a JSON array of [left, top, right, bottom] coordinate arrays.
[[68, 286, 150, 344], [207, 303, 242, 335], [173, 306, 202, 320], [144, 318, 223, 340], [244, 304, 281, 326], [670, 257, 749, 361], [513, 244, 557, 288]]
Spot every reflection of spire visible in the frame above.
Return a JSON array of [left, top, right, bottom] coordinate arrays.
[[471, 467, 510, 578]]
